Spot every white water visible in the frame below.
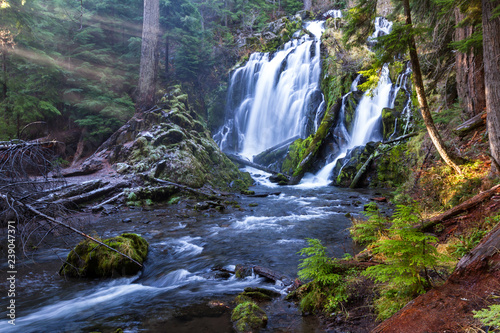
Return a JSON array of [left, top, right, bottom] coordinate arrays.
[[300, 17, 397, 186], [215, 21, 326, 159]]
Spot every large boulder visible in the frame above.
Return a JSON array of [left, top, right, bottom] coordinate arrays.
[[59, 233, 148, 278], [85, 86, 252, 192]]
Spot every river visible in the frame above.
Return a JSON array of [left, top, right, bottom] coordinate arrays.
[[0, 169, 384, 333]]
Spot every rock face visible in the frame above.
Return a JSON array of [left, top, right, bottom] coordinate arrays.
[[60, 233, 148, 278], [86, 86, 252, 191], [332, 141, 380, 187]]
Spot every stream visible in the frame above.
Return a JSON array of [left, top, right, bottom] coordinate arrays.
[[0, 169, 385, 333]]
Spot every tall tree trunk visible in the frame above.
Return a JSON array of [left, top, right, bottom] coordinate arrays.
[[137, 0, 160, 113], [454, 8, 486, 118], [402, 0, 462, 174], [482, 0, 500, 172], [304, 0, 312, 11], [165, 34, 169, 77], [1, 51, 6, 101]]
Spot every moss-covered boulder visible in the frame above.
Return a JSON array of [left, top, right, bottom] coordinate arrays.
[[60, 233, 148, 278], [231, 301, 268, 333], [88, 86, 252, 192]]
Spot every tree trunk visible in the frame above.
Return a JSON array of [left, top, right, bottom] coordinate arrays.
[[482, 0, 500, 172], [454, 8, 486, 118], [304, 0, 312, 11], [402, 0, 462, 174], [137, 0, 160, 112], [1, 51, 6, 101]]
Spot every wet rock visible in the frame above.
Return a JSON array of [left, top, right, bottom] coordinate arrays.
[[269, 173, 289, 185], [235, 264, 253, 278], [59, 233, 148, 278], [332, 141, 379, 187]]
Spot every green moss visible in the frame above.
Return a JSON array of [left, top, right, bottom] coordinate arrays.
[[231, 301, 268, 333], [240, 189, 255, 195], [167, 196, 181, 205], [249, 203, 258, 207], [60, 233, 148, 278]]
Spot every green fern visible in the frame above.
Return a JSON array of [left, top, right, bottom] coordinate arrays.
[[473, 305, 500, 328], [362, 204, 451, 319], [349, 203, 387, 245], [297, 239, 356, 314]]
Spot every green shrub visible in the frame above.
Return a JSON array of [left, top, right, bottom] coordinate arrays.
[[362, 204, 451, 320], [349, 204, 387, 245], [297, 239, 356, 314]]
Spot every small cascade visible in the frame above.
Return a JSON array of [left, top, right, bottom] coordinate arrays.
[[368, 17, 393, 41], [301, 17, 410, 186], [214, 21, 326, 160], [323, 9, 343, 19]]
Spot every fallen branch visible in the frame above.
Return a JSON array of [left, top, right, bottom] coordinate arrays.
[[143, 174, 212, 198], [53, 181, 127, 208], [1, 193, 142, 268], [350, 152, 377, 189], [226, 154, 282, 176], [418, 184, 500, 231], [37, 180, 104, 203], [91, 192, 125, 212], [383, 132, 418, 145]]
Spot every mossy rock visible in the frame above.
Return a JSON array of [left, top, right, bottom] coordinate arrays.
[[60, 233, 148, 278], [231, 301, 268, 333]]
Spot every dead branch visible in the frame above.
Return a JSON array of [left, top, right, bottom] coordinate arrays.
[[1, 192, 142, 268], [52, 182, 127, 208]]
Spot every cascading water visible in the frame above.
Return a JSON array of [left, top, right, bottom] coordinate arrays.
[[301, 17, 404, 186], [214, 21, 326, 159]]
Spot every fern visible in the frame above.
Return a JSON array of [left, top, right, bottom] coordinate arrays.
[[297, 239, 356, 314], [349, 203, 387, 245], [473, 305, 500, 328], [362, 204, 451, 319]]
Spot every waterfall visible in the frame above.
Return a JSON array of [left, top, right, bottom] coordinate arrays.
[[301, 17, 399, 186], [214, 21, 326, 160]]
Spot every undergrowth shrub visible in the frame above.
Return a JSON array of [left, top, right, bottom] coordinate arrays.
[[362, 204, 452, 320], [297, 238, 358, 314], [349, 203, 387, 245]]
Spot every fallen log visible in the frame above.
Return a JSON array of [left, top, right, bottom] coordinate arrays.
[[226, 154, 282, 176], [418, 184, 500, 231], [350, 152, 376, 189], [36, 180, 104, 203], [453, 112, 486, 138], [253, 265, 293, 286], [0, 192, 142, 268], [255, 136, 300, 157], [53, 181, 127, 208]]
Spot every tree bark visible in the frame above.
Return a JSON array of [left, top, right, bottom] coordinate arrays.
[[454, 8, 486, 118], [304, 0, 312, 11], [137, 0, 160, 112], [402, 0, 462, 174], [482, 0, 500, 173]]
